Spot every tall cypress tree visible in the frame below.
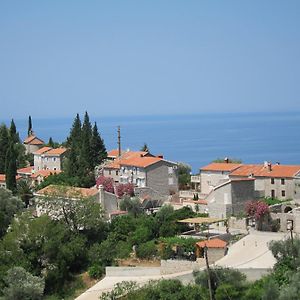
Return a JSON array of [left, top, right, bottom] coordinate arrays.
[[0, 124, 9, 173], [28, 116, 33, 137], [78, 112, 95, 187], [90, 122, 107, 168], [65, 114, 82, 177], [5, 142, 17, 193], [10, 119, 19, 144]]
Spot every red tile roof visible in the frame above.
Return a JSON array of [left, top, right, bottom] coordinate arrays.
[[44, 147, 67, 156], [34, 146, 52, 155], [121, 156, 162, 168], [0, 174, 21, 182], [196, 238, 227, 248], [201, 163, 242, 172], [107, 149, 123, 158], [105, 151, 150, 169], [230, 164, 300, 178], [23, 135, 44, 145], [30, 170, 61, 178], [36, 184, 98, 198], [17, 166, 34, 174]]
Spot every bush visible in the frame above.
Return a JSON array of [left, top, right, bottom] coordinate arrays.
[[136, 241, 157, 259], [88, 264, 105, 279]]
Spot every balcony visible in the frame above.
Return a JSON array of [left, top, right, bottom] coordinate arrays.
[[191, 175, 201, 183]]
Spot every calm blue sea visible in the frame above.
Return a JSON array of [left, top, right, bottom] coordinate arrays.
[[5, 112, 300, 173]]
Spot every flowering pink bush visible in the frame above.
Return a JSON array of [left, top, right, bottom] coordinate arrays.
[[96, 176, 114, 193], [245, 200, 269, 220], [116, 183, 135, 198]]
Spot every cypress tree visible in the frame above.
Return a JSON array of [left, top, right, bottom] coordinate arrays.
[[48, 137, 54, 148], [0, 125, 9, 173], [80, 111, 93, 169], [9, 119, 19, 144], [66, 113, 82, 147], [90, 122, 107, 167], [5, 142, 17, 193], [0, 124, 9, 173], [65, 114, 82, 178], [28, 115, 33, 137]]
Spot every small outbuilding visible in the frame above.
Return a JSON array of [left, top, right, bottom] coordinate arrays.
[[196, 238, 227, 263]]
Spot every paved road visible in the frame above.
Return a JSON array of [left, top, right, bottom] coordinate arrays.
[[215, 230, 287, 269], [76, 230, 287, 300]]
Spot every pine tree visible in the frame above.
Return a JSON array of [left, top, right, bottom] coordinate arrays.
[[0, 124, 9, 173], [90, 122, 107, 168], [28, 115, 33, 137], [5, 142, 17, 193]]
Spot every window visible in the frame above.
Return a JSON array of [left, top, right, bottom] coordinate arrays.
[[271, 190, 275, 198], [168, 177, 174, 185], [281, 178, 285, 185], [53, 157, 56, 162], [116, 170, 119, 176], [108, 170, 111, 175], [282, 190, 286, 197], [168, 167, 173, 174], [271, 178, 275, 184]]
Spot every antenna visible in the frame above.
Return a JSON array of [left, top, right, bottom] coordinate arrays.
[[117, 126, 121, 157]]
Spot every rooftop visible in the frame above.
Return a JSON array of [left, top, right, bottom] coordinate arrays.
[[23, 135, 44, 145], [44, 147, 67, 156], [33, 146, 52, 155], [230, 164, 300, 178], [35, 184, 98, 198], [201, 163, 242, 172], [17, 166, 34, 174], [105, 151, 150, 169], [30, 170, 61, 178], [196, 238, 227, 248]]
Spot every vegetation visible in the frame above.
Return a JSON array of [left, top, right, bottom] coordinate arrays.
[[0, 187, 23, 238], [212, 157, 242, 163], [177, 162, 191, 189], [64, 112, 107, 188]]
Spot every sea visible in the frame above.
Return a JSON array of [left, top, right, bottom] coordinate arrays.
[[6, 112, 300, 173]]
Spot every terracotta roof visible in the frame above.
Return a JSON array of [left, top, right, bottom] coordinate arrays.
[[105, 151, 150, 169], [17, 166, 34, 174], [34, 146, 52, 155], [30, 170, 61, 178], [121, 156, 162, 168], [23, 135, 44, 145], [201, 163, 242, 172], [196, 238, 227, 248], [107, 149, 123, 158], [0, 174, 21, 182], [35, 184, 98, 198], [44, 147, 67, 156], [230, 164, 300, 178]]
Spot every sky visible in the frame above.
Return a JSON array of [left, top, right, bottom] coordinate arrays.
[[0, 0, 300, 119]]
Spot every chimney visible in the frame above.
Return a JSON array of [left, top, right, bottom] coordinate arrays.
[[157, 155, 163, 159], [264, 161, 268, 168], [224, 157, 229, 163], [268, 162, 272, 172]]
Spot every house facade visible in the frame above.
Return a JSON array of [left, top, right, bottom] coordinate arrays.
[[33, 147, 67, 172], [198, 163, 242, 195], [206, 178, 255, 218], [102, 149, 178, 197], [229, 163, 300, 200]]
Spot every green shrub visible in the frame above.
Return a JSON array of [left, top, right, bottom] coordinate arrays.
[[136, 241, 157, 259], [88, 264, 105, 279]]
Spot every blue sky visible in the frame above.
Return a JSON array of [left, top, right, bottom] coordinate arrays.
[[0, 0, 300, 119]]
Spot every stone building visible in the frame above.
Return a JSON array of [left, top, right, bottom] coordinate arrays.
[[23, 135, 44, 154]]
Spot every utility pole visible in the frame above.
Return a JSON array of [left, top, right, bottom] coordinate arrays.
[[204, 245, 213, 300], [117, 126, 121, 157]]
